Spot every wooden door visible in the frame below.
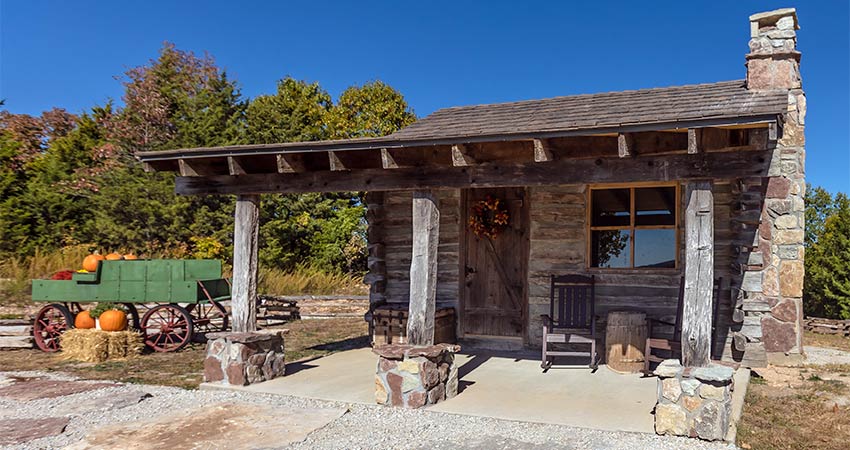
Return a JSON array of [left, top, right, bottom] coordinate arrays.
[[461, 187, 529, 338]]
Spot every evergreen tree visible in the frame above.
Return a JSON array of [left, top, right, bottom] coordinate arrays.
[[804, 193, 850, 318]]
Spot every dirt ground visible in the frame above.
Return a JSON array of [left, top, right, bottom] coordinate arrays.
[[736, 333, 850, 450], [0, 317, 368, 389]]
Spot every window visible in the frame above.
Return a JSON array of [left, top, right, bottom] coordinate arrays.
[[588, 184, 678, 269]]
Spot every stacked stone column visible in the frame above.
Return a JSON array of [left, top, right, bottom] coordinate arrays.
[[654, 360, 735, 441], [203, 330, 287, 386], [373, 343, 460, 408], [741, 8, 806, 365]]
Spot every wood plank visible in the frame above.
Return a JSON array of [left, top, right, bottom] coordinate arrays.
[[276, 153, 307, 173], [227, 156, 247, 175], [407, 190, 440, 345], [328, 151, 346, 171], [451, 144, 475, 166], [381, 148, 398, 169], [617, 133, 634, 158], [0, 335, 32, 348], [682, 181, 714, 367], [232, 194, 260, 332], [533, 139, 553, 162], [687, 129, 702, 154], [176, 150, 772, 195], [0, 325, 32, 336]]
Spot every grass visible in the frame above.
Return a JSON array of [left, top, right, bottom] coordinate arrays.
[[0, 317, 368, 390], [805, 330, 850, 352], [738, 333, 850, 450], [258, 266, 367, 296], [0, 245, 92, 305], [738, 370, 850, 450]]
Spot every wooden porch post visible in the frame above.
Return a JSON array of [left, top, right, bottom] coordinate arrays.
[[407, 190, 440, 346], [682, 181, 714, 367], [232, 194, 260, 332]]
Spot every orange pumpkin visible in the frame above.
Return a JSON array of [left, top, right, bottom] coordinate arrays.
[[105, 253, 123, 260], [82, 254, 105, 272], [74, 311, 96, 329], [99, 309, 128, 332], [123, 254, 138, 260]]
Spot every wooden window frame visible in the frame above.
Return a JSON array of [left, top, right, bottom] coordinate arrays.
[[586, 182, 680, 270]]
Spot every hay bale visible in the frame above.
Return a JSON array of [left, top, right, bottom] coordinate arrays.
[[61, 329, 143, 362]]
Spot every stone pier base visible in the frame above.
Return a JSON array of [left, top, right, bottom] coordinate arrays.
[[203, 330, 287, 386], [373, 343, 460, 408], [654, 359, 735, 441]]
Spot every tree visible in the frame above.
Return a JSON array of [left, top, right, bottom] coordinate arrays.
[[246, 77, 331, 144], [804, 193, 850, 318], [110, 42, 245, 152], [89, 43, 242, 256], [326, 81, 416, 139], [805, 184, 837, 247]]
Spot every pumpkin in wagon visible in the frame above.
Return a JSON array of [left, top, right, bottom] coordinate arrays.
[[105, 252, 123, 260], [82, 254, 105, 272]]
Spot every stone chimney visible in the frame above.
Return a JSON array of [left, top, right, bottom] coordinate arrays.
[[740, 8, 807, 367], [746, 8, 801, 90]]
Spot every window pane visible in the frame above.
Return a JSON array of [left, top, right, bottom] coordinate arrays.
[[634, 229, 676, 268], [591, 189, 631, 227], [591, 230, 630, 268], [635, 186, 676, 226]]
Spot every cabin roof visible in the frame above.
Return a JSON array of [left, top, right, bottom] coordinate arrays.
[[137, 79, 787, 161]]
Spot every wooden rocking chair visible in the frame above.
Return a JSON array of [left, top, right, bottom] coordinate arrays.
[[541, 274, 597, 370], [643, 276, 722, 374]]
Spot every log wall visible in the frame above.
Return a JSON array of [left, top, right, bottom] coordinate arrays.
[[367, 182, 744, 363], [368, 189, 461, 309]]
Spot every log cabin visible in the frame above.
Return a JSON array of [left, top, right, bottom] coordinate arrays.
[[138, 8, 806, 369]]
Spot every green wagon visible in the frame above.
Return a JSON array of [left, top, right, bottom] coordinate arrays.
[[31, 259, 231, 352]]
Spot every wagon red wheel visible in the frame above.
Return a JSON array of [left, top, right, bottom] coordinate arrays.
[[141, 304, 194, 352], [34, 303, 74, 352], [186, 301, 229, 334]]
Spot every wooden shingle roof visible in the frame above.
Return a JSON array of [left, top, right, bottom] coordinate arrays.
[[138, 79, 787, 160], [390, 79, 787, 141]]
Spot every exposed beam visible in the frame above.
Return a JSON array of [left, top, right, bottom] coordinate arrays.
[[380, 148, 398, 169], [177, 158, 223, 177], [176, 150, 771, 195], [687, 128, 703, 154], [328, 151, 347, 171], [682, 181, 714, 367], [232, 194, 260, 332], [227, 156, 247, 175], [617, 133, 634, 158], [276, 154, 307, 173], [451, 144, 476, 166], [533, 139, 553, 162], [407, 190, 439, 345]]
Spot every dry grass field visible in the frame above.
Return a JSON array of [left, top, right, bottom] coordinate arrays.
[[737, 332, 850, 450]]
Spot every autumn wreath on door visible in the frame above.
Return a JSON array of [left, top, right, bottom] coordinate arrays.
[[468, 195, 510, 239]]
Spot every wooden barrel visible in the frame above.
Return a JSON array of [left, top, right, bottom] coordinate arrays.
[[605, 311, 648, 374]]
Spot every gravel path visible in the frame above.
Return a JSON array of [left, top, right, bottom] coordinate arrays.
[[0, 371, 736, 450]]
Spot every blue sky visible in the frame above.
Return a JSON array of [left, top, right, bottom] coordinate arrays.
[[1, 1, 848, 193]]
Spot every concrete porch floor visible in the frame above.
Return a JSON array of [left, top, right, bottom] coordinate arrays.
[[202, 347, 657, 433]]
